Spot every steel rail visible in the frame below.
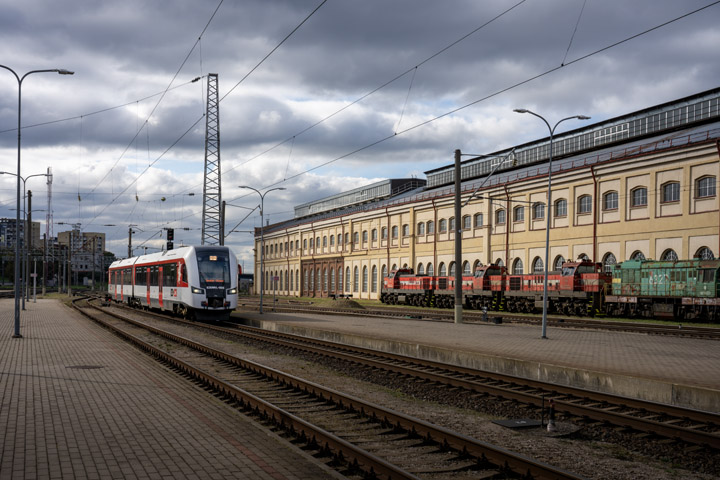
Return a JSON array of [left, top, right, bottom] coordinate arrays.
[[84, 299, 586, 480]]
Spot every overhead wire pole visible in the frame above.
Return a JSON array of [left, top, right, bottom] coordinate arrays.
[[202, 73, 222, 245]]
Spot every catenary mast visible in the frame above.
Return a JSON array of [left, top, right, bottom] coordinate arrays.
[[201, 73, 222, 245]]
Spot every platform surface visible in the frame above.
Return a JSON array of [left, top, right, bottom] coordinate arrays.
[[0, 298, 340, 480], [237, 308, 720, 412]]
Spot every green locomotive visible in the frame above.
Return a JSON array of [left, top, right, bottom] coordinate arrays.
[[606, 259, 720, 321]]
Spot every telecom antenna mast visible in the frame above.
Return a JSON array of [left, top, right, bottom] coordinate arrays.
[[201, 73, 222, 245]]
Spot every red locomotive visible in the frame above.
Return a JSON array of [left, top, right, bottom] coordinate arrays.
[[381, 261, 610, 316]]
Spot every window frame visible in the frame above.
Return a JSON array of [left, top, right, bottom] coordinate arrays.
[[661, 182, 680, 204]]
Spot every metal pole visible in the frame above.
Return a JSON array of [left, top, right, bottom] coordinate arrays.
[[513, 109, 590, 338], [1, 65, 74, 338], [260, 196, 265, 314], [454, 149, 463, 324]]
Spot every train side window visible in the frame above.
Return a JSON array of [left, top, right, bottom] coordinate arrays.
[[701, 269, 715, 282]]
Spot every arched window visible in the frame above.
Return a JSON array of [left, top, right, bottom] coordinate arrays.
[[662, 182, 680, 203], [330, 235, 334, 246], [391, 225, 398, 239], [353, 232, 359, 244], [631, 251, 646, 261], [303, 239, 307, 249], [427, 220, 435, 234], [279, 271, 283, 290], [371, 229, 377, 241], [439, 219, 447, 233], [512, 258, 524, 275], [310, 269, 315, 291], [438, 262, 447, 276], [496, 209, 506, 225], [603, 191, 618, 211], [661, 249, 678, 262], [391, 264, 397, 272], [353, 267, 360, 292], [381, 265, 388, 279], [554, 255, 565, 270], [317, 268, 321, 292], [345, 267, 351, 292], [462, 261, 471, 275], [513, 206, 524, 222], [532, 203, 545, 220], [323, 268, 328, 291], [555, 198, 567, 217], [695, 247, 715, 260], [697, 176, 716, 198], [532, 257, 544, 273], [338, 267, 343, 291], [417, 223, 425, 236], [631, 187, 647, 207], [578, 195, 592, 214], [417, 263, 425, 275], [472, 260, 482, 274], [449, 217, 455, 231], [474, 213, 483, 228], [449, 262, 456, 276], [381, 227, 388, 239], [290, 269, 294, 291], [462, 215, 471, 230], [402, 224, 409, 237], [330, 268, 335, 292], [362, 230, 368, 243], [426, 263, 434, 276], [371, 266, 378, 293], [603, 253, 617, 273], [495, 259, 504, 267], [323, 236, 327, 247], [578, 254, 590, 262], [362, 266, 368, 292]]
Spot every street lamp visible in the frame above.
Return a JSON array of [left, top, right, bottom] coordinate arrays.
[[238, 186, 286, 314], [513, 109, 590, 339], [1, 171, 51, 308], [1, 65, 73, 338]]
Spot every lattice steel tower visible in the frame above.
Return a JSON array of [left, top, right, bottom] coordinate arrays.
[[202, 73, 222, 245]]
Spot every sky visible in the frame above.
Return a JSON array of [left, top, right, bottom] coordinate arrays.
[[1, 0, 718, 267]]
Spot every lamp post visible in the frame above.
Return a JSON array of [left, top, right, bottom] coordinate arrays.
[[513, 109, 590, 339], [238, 186, 286, 314], [1, 171, 51, 309], [1, 65, 73, 338]]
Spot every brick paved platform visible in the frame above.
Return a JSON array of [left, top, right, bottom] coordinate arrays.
[[0, 299, 341, 480], [237, 309, 720, 413]]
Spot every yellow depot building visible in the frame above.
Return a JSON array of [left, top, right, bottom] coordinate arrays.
[[252, 88, 720, 300]]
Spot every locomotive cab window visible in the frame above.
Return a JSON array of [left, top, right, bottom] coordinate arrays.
[[197, 251, 231, 286], [562, 267, 575, 276], [701, 269, 715, 283]]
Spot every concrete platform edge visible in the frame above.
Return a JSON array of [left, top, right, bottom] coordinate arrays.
[[241, 317, 720, 413]]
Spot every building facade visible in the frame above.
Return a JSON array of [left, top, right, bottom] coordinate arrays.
[[253, 88, 720, 300]]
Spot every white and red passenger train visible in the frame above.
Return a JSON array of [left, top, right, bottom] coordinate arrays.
[[107, 245, 238, 321]]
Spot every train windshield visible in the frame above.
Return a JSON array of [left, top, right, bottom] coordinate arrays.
[[197, 252, 231, 287]]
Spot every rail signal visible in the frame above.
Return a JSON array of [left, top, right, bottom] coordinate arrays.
[[167, 228, 174, 250]]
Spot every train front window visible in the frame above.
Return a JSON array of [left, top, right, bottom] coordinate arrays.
[[197, 253, 230, 287]]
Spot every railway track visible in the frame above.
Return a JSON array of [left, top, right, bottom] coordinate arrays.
[[238, 297, 720, 339], [74, 297, 584, 480], [106, 299, 720, 455]]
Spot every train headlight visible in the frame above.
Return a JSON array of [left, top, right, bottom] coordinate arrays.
[[191, 286, 205, 294], [227, 288, 237, 295]]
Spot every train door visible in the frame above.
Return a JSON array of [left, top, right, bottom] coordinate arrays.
[[158, 266, 164, 308]]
